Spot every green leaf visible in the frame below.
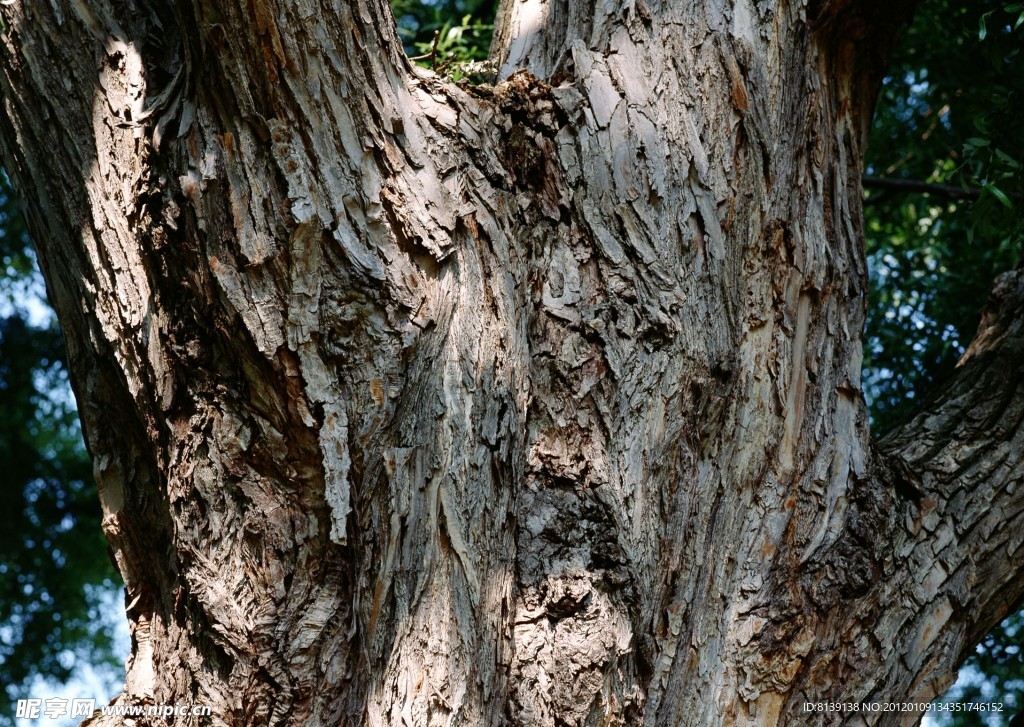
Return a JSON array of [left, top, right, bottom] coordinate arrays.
[[984, 183, 1015, 208], [994, 147, 1020, 168], [979, 11, 992, 39]]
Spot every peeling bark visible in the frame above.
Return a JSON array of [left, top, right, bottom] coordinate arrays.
[[0, 0, 1020, 725]]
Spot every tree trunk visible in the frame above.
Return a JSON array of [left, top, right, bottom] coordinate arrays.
[[1, 0, 1022, 725]]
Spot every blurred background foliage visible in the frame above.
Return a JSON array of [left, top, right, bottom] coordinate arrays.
[[1, 0, 1022, 723], [0, 179, 122, 723], [863, 0, 1024, 433]]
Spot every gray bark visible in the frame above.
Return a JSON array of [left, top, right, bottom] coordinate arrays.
[[0, 0, 1020, 725]]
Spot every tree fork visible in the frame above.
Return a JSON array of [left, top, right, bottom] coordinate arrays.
[[1, 0, 1021, 725]]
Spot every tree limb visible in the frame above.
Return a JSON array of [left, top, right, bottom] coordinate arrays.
[[880, 266, 1024, 679], [863, 174, 1024, 204], [778, 268, 1024, 716]]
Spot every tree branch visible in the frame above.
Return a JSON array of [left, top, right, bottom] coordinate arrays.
[[863, 174, 1024, 204], [782, 268, 1024, 715], [880, 266, 1024, 679]]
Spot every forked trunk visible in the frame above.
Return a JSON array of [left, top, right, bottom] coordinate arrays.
[[1, 0, 1022, 725]]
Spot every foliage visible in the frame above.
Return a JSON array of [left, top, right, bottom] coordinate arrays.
[[393, 0, 495, 80], [863, 0, 1024, 434], [0, 177, 122, 721]]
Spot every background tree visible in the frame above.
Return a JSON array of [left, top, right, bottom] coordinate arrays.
[[0, 0, 1022, 724]]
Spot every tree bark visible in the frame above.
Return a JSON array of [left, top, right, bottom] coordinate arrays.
[[0, 0, 1020, 725]]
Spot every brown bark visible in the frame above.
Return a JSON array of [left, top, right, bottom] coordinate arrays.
[[0, 0, 1020, 725]]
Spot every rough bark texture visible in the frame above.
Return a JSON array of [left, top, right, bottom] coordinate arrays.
[[0, 0, 1021, 725]]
